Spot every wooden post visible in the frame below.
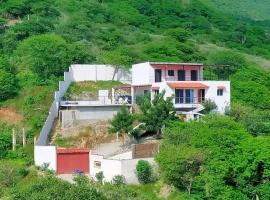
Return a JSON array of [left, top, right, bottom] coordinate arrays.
[[22, 128, 26, 147], [34, 136, 37, 145], [12, 128, 16, 151]]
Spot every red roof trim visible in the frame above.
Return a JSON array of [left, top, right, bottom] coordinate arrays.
[[151, 86, 160, 90], [57, 148, 90, 154], [167, 82, 208, 88]]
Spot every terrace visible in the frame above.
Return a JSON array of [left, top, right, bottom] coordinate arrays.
[[60, 80, 132, 106]]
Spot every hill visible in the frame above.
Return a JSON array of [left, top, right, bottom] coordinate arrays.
[[205, 0, 270, 21]]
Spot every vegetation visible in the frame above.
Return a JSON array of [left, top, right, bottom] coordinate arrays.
[[136, 160, 154, 184], [64, 80, 123, 99], [0, 0, 270, 199], [109, 105, 134, 141], [138, 91, 176, 135], [156, 115, 270, 199]]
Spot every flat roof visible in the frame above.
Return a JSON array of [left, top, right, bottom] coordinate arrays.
[[149, 62, 203, 66]]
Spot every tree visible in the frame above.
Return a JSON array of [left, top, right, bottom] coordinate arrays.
[[14, 34, 91, 80], [97, 48, 133, 80], [109, 105, 134, 142], [0, 69, 18, 101], [136, 160, 153, 184], [208, 50, 247, 76], [139, 90, 176, 135], [166, 28, 191, 42]]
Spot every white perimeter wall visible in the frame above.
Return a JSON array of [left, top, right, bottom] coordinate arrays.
[[34, 146, 57, 171], [90, 153, 155, 184]]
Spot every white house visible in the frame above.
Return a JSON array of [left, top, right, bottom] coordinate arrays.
[[34, 63, 231, 180], [131, 62, 230, 119]]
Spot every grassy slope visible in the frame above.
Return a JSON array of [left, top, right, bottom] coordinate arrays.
[[198, 43, 270, 71], [204, 0, 270, 21]]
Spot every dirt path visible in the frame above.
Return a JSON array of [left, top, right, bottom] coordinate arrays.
[[0, 108, 23, 124]]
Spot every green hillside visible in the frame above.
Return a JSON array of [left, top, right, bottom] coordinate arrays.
[[1, 0, 270, 199], [205, 0, 270, 21]]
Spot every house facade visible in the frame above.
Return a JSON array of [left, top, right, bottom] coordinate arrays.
[[131, 62, 230, 118]]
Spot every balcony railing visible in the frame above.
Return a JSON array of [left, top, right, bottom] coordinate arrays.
[[164, 76, 203, 82], [61, 95, 132, 105], [175, 97, 205, 104]]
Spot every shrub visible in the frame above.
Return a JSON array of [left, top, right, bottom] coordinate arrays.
[[112, 175, 126, 186], [203, 99, 217, 113], [136, 160, 153, 184], [0, 69, 18, 101], [95, 171, 104, 183]]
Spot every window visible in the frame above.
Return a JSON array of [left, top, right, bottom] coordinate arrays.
[[191, 70, 198, 81], [178, 70, 185, 81], [94, 161, 101, 169], [154, 90, 159, 95], [217, 89, 223, 96], [155, 69, 162, 82], [168, 70, 174, 76]]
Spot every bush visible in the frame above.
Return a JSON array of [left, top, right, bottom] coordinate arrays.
[[112, 175, 126, 186], [136, 160, 153, 184], [95, 171, 104, 183], [203, 99, 217, 113], [0, 69, 18, 101]]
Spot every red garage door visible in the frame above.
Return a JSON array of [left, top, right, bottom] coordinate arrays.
[[57, 148, 90, 174]]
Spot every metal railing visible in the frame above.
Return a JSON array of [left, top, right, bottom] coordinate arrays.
[[175, 97, 205, 104], [164, 76, 203, 81], [62, 95, 132, 105]]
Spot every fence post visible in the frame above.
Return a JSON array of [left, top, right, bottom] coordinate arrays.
[[12, 128, 16, 151], [22, 128, 26, 147]]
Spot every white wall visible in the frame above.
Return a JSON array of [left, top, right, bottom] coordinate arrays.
[[34, 146, 56, 171], [132, 62, 152, 85], [71, 64, 131, 83], [90, 152, 155, 184], [204, 81, 230, 113], [121, 158, 155, 184], [90, 154, 122, 182], [109, 151, 133, 160]]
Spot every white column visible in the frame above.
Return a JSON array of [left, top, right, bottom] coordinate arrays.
[[131, 86, 135, 104]]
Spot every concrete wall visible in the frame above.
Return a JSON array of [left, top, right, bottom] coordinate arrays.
[[61, 106, 122, 123], [71, 64, 131, 83], [121, 158, 155, 184], [204, 81, 230, 113], [109, 151, 133, 160], [132, 62, 152, 86], [90, 153, 155, 184], [34, 146, 57, 171], [90, 154, 122, 182]]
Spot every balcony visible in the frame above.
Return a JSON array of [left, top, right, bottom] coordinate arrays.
[[164, 76, 203, 82], [175, 97, 205, 105]]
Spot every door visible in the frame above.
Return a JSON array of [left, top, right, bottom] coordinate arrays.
[[191, 70, 198, 81], [175, 89, 184, 104], [185, 89, 194, 103], [57, 151, 89, 174], [198, 89, 205, 103], [155, 69, 162, 82], [178, 70, 185, 81]]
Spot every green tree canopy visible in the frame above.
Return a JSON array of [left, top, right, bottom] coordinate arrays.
[[139, 90, 176, 134], [14, 34, 91, 80]]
